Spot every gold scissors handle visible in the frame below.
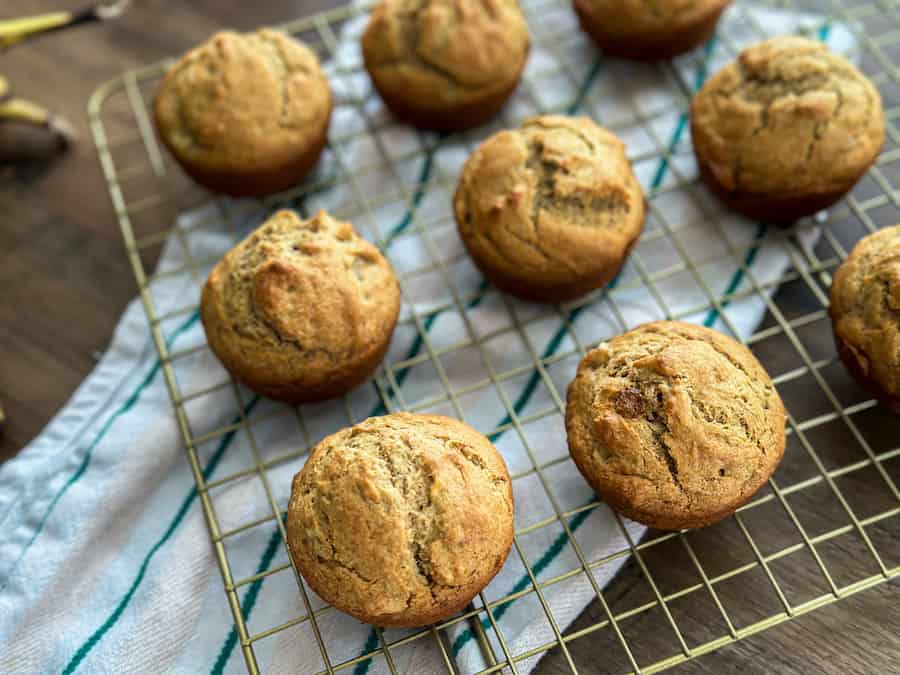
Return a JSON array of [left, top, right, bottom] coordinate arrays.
[[0, 1, 130, 50]]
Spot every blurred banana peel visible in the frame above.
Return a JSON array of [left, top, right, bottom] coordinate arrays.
[[0, 2, 130, 162], [0, 79, 78, 147]]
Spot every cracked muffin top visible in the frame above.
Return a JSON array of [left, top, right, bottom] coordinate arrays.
[[361, 0, 529, 112], [454, 115, 645, 302], [830, 225, 900, 411], [200, 210, 400, 403], [566, 321, 786, 530], [286, 413, 514, 627], [691, 36, 884, 200], [154, 30, 332, 177]]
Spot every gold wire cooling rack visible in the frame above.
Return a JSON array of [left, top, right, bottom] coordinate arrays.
[[88, 0, 900, 673]]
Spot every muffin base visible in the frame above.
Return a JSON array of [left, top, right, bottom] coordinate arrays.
[[832, 328, 900, 414], [573, 0, 727, 61], [460, 225, 639, 304], [173, 133, 327, 197], [155, 102, 332, 198], [569, 439, 779, 530], [695, 154, 863, 225], [587, 474, 761, 530], [368, 66, 524, 132], [200, 286, 398, 405], [472, 254, 629, 303], [294, 540, 510, 627]]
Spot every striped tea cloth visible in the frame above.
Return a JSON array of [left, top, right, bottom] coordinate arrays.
[[0, 3, 855, 674]]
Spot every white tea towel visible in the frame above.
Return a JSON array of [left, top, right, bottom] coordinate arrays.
[[0, 3, 856, 674]]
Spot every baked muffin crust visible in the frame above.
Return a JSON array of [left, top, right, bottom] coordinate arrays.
[[830, 225, 900, 412], [286, 413, 514, 627], [362, 0, 530, 130], [201, 210, 400, 403], [573, 0, 731, 60], [566, 321, 786, 530], [154, 30, 332, 196], [691, 37, 884, 222], [454, 115, 645, 302]]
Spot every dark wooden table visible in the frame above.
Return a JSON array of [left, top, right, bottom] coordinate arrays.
[[1, 1, 896, 673]]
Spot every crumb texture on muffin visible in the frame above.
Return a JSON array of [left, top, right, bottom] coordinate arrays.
[[286, 413, 514, 627], [566, 321, 786, 529], [691, 37, 884, 201], [362, 0, 529, 125], [454, 115, 644, 301], [201, 210, 400, 403], [829, 225, 900, 409], [154, 30, 332, 192]]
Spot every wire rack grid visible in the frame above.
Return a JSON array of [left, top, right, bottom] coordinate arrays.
[[87, 0, 900, 673]]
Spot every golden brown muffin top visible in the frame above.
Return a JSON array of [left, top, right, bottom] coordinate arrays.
[[454, 115, 645, 290], [566, 321, 786, 529], [286, 413, 514, 627], [201, 210, 400, 393], [362, 0, 529, 106], [691, 36, 884, 198], [154, 29, 332, 174], [576, 0, 730, 30], [830, 225, 900, 401]]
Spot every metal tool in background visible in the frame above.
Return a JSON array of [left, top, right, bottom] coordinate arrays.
[[0, 1, 131, 50], [0, 2, 131, 153]]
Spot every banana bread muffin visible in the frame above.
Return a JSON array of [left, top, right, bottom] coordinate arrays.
[[361, 0, 530, 131], [566, 321, 786, 530], [830, 225, 900, 412], [201, 210, 400, 403], [286, 413, 514, 627], [573, 0, 730, 60], [691, 36, 884, 223], [454, 115, 645, 303], [154, 29, 332, 196]]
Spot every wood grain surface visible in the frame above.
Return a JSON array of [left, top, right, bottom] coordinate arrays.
[[0, 1, 896, 673]]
